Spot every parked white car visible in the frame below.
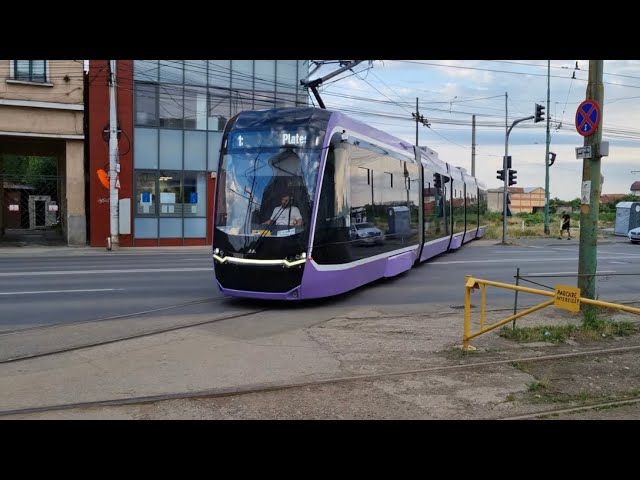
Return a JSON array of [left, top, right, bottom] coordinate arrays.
[[629, 226, 640, 244], [350, 222, 385, 245]]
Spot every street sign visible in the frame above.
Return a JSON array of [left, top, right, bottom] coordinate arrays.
[[554, 284, 581, 312], [575, 99, 601, 137], [575, 145, 592, 159]]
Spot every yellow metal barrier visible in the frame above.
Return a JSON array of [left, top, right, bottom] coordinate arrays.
[[463, 275, 640, 351]]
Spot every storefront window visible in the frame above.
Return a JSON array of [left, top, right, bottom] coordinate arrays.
[[183, 172, 207, 217], [135, 172, 157, 216], [159, 171, 182, 217]]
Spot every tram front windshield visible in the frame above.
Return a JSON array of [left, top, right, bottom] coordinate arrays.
[[215, 131, 323, 260]]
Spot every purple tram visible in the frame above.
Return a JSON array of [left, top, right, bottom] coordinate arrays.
[[212, 107, 488, 300]]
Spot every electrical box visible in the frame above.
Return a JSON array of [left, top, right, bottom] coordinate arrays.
[[119, 198, 131, 235]]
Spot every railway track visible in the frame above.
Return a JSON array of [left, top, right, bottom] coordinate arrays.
[[3, 342, 640, 419], [0, 298, 269, 363]]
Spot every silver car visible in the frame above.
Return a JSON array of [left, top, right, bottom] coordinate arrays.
[[350, 222, 385, 246], [629, 226, 640, 244]]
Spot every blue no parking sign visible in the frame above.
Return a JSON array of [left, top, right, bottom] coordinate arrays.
[[575, 99, 601, 137]]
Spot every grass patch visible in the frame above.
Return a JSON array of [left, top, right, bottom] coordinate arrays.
[[500, 324, 579, 343], [527, 379, 550, 392], [527, 388, 640, 406], [510, 361, 529, 372], [500, 319, 637, 343]]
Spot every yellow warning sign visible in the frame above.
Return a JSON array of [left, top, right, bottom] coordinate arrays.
[[554, 284, 581, 312]]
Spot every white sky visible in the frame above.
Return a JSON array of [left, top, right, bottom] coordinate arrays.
[[308, 60, 640, 200]]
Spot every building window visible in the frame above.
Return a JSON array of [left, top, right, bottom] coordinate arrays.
[[135, 82, 159, 127], [183, 172, 207, 217], [135, 171, 157, 216], [159, 171, 182, 217], [13, 60, 47, 83], [159, 84, 184, 129], [134, 170, 208, 239]]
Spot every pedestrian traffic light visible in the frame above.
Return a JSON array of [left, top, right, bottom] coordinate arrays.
[[534, 103, 545, 123], [433, 173, 441, 189], [509, 169, 518, 186], [549, 152, 557, 166], [497, 169, 505, 181]]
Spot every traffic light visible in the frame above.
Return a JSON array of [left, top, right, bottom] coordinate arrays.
[[433, 174, 441, 189], [534, 103, 545, 123], [509, 169, 518, 186], [497, 169, 505, 181], [549, 152, 557, 166]]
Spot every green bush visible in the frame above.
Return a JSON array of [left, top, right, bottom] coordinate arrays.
[[516, 212, 545, 225], [600, 212, 616, 222]]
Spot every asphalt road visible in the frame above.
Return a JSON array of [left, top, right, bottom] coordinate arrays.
[[0, 238, 638, 333]]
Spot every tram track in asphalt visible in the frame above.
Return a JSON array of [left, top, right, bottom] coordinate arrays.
[[0, 298, 270, 364]]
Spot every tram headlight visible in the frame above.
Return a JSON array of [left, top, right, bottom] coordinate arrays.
[[286, 252, 307, 264]]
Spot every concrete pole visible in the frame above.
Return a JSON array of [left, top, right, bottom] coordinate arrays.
[[578, 60, 604, 307], [108, 60, 119, 250], [502, 92, 508, 244], [544, 60, 551, 235], [471, 114, 476, 177], [415, 97, 419, 146]]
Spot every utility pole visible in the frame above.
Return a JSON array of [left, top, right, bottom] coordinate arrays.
[[544, 60, 551, 235], [416, 97, 419, 146], [503, 93, 509, 244], [578, 60, 604, 309], [412, 97, 430, 146], [471, 114, 476, 177], [108, 60, 119, 250]]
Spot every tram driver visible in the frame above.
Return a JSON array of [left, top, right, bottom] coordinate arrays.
[[263, 194, 303, 228]]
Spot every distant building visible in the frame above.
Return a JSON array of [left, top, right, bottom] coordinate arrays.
[[0, 60, 85, 245], [487, 187, 545, 214], [631, 181, 640, 196], [88, 60, 309, 247], [600, 193, 626, 204]]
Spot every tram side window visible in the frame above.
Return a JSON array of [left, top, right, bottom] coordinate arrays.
[[406, 161, 420, 241], [424, 169, 442, 241], [452, 183, 465, 234], [312, 136, 351, 265], [478, 188, 488, 227], [466, 183, 478, 232], [442, 176, 451, 236]]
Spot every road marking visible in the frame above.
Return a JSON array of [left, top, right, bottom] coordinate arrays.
[[0, 288, 124, 296], [525, 270, 616, 276], [0, 268, 213, 277], [431, 258, 577, 265], [431, 256, 635, 265]]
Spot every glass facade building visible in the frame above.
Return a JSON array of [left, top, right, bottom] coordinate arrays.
[[132, 60, 309, 240]]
